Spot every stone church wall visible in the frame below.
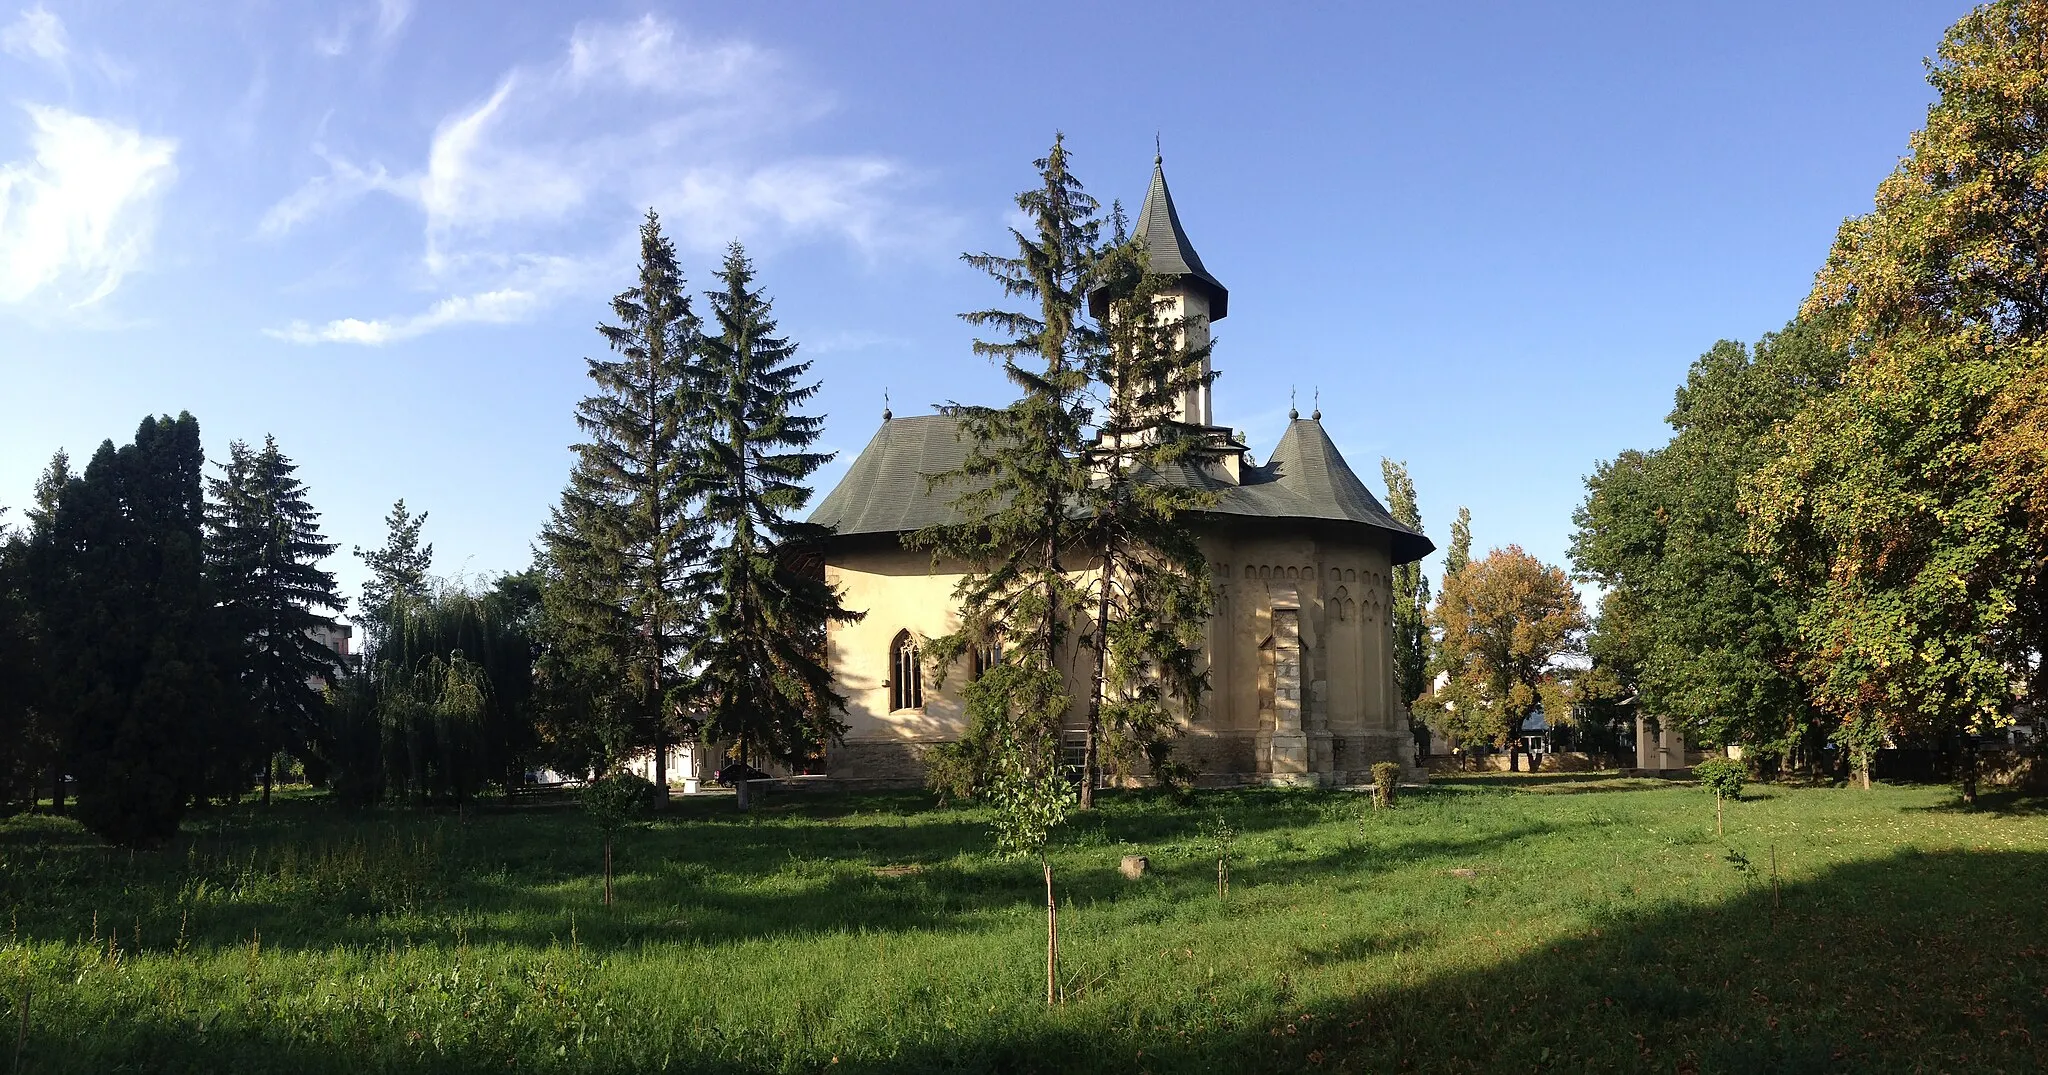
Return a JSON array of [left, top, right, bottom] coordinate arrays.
[[822, 523, 1425, 789]]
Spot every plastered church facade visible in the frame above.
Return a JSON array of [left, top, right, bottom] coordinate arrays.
[[808, 160, 1434, 788]]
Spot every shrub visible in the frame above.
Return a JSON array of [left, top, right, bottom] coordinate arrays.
[[581, 772, 655, 905], [1694, 757, 1745, 835], [1371, 761, 1402, 808]]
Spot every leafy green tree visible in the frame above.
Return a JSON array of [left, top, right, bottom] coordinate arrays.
[[1382, 459, 1432, 731], [688, 243, 859, 792], [581, 772, 655, 906], [1443, 506, 1473, 581], [1572, 323, 1844, 768], [207, 435, 345, 804], [40, 415, 235, 846], [543, 210, 705, 793], [1419, 546, 1587, 772], [1746, 0, 2048, 804], [1072, 210, 1218, 805], [1693, 757, 1746, 835], [354, 499, 433, 652], [316, 583, 535, 806]]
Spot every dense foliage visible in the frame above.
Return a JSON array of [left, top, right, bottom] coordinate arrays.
[[1418, 546, 1587, 772]]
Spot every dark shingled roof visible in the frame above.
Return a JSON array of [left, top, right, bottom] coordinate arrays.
[[1133, 159, 1229, 319], [809, 415, 1434, 565]]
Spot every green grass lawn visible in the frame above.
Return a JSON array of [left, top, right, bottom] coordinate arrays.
[[2, 776, 2044, 1073]]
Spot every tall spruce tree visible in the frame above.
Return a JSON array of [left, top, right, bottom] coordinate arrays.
[[913, 135, 1098, 999], [207, 435, 345, 804], [688, 243, 858, 793], [355, 499, 434, 652], [1381, 459, 1432, 711], [41, 414, 233, 845], [543, 209, 703, 792], [1072, 210, 1218, 806], [915, 133, 1100, 799]]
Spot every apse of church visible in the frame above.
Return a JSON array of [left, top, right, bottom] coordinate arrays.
[[807, 155, 1434, 788]]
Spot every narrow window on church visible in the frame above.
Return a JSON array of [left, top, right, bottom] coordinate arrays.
[[971, 635, 1003, 681], [890, 631, 923, 712]]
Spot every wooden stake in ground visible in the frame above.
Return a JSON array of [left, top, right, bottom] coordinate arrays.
[[1043, 856, 1058, 1005]]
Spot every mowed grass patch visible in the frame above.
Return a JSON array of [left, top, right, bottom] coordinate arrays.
[[1, 778, 2044, 1073]]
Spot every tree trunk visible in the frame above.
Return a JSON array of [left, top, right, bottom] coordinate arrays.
[[736, 777, 752, 813], [1044, 856, 1058, 1005], [49, 764, 63, 815], [603, 837, 613, 906], [1081, 534, 1117, 811], [1715, 793, 1723, 836], [1960, 733, 1979, 806], [261, 755, 273, 806]]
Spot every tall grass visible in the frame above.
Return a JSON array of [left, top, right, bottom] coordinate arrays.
[[2, 778, 2045, 1072]]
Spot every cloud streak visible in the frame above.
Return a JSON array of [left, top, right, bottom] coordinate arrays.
[[266, 13, 953, 345], [0, 4, 66, 64], [0, 105, 178, 307]]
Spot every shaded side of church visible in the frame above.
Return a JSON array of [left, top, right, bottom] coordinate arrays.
[[807, 158, 1434, 788]]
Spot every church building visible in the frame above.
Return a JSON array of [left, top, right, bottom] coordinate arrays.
[[808, 158, 1434, 788]]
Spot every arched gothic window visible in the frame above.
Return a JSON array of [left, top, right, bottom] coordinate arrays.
[[890, 631, 923, 712], [971, 635, 1003, 681]]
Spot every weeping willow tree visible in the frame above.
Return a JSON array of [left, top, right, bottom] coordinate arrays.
[[315, 585, 535, 806]]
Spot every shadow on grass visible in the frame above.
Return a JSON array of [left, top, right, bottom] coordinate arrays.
[[15, 847, 2045, 1073], [1432, 770, 1688, 794]]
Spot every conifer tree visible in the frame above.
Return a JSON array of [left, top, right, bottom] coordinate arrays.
[[1072, 209, 1218, 806], [207, 435, 345, 804], [1381, 459, 1433, 721], [355, 499, 434, 652], [543, 210, 703, 792], [915, 133, 1100, 799], [42, 414, 233, 845], [688, 243, 858, 794]]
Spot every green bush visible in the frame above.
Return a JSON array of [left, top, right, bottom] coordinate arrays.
[[1694, 758, 1746, 800], [1371, 761, 1402, 807]]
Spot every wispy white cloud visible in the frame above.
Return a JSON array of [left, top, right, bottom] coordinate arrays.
[[0, 4, 66, 64], [0, 105, 178, 307], [265, 253, 595, 345], [313, 0, 412, 58], [267, 13, 955, 345]]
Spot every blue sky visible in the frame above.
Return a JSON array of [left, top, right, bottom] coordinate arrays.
[[0, 0, 1975, 616]]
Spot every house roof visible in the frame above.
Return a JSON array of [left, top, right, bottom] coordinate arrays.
[[808, 414, 1434, 565]]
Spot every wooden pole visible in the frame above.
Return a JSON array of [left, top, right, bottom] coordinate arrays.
[[1044, 858, 1057, 1005]]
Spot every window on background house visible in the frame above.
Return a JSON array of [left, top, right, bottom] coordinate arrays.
[[890, 631, 923, 712]]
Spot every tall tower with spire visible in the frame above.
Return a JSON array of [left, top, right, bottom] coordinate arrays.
[[1093, 155, 1229, 427]]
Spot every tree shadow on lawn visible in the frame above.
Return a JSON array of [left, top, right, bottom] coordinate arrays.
[[0, 791, 1575, 957], [1433, 771, 1690, 794], [19, 847, 2045, 1073]]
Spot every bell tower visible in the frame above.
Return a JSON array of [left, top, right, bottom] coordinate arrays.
[[1092, 154, 1231, 426]]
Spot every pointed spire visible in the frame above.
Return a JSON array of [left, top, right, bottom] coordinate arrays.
[[1134, 153, 1229, 319], [1290, 387, 1299, 421], [1312, 389, 1321, 421], [881, 389, 892, 423]]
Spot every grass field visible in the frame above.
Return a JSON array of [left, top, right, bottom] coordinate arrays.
[[2, 775, 2044, 1073]]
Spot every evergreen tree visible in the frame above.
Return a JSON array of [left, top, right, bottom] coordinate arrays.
[[688, 243, 858, 790], [913, 135, 1096, 998], [915, 133, 1100, 801], [0, 511, 37, 811], [207, 435, 344, 804], [41, 414, 233, 846], [542, 209, 704, 792], [1072, 210, 1218, 806], [1381, 459, 1432, 715], [354, 499, 434, 651]]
